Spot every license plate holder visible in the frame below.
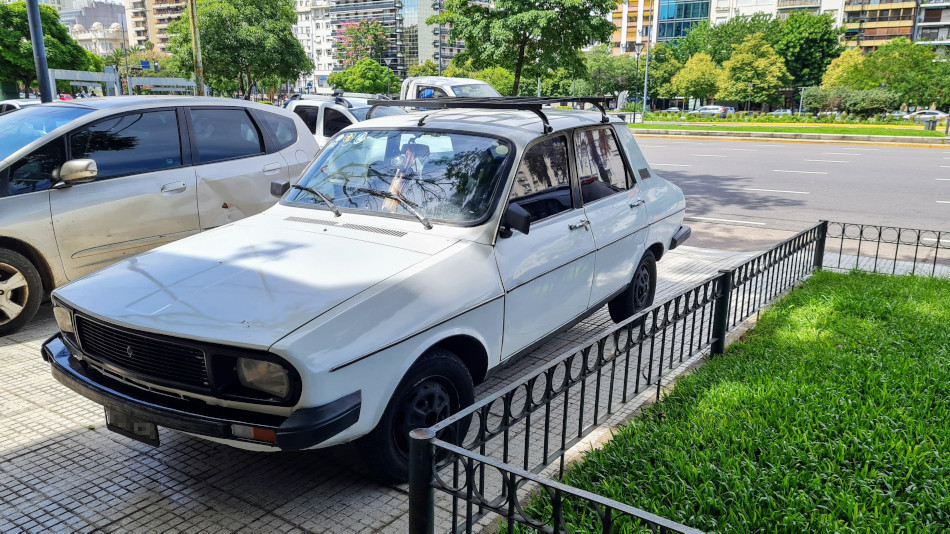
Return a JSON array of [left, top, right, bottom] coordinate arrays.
[[105, 407, 159, 446]]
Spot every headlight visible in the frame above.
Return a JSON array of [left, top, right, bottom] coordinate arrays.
[[236, 357, 289, 398], [52, 305, 74, 334]]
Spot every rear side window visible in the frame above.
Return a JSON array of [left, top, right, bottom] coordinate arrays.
[[293, 106, 319, 134], [258, 111, 298, 150], [574, 127, 630, 204], [4, 138, 66, 197], [508, 136, 572, 223], [323, 108, 352, 138], [69, 110, 182, 179], [190, 108, 263, 163]]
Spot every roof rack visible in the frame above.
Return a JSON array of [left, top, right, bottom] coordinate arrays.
[[366, 96, 613, 133]]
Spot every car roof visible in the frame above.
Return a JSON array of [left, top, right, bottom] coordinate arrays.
[[11, 95, 285, 112], [352, 108, 618, 144], [407, 77, 491, 86]]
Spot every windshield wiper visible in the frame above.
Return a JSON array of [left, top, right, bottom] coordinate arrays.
[[292, 184, 341, 217], [357, 188, 432, 230]]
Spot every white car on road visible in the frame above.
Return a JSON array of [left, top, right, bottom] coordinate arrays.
[[44, 99, 690, 481]]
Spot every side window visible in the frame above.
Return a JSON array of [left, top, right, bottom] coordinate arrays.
[[323, 108, 352, 138], [69, 110, 181, 179], [507, 136, 572, 223], [574, 128, 630, 204], [293, 106, 319, 134], [258, 111, 298, 150], [190, 108, 263, 164], [4, 138, 66, 197], [417, 86, 448, 99]]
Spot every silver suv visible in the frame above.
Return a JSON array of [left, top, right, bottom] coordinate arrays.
[[0, 97, 318, 335]]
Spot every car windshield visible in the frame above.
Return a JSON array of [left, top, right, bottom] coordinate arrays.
[[287, 130, 512, 225], [348, 106, 407, 121], [0, 105, 92, 161], [450, 84, 500, 98]]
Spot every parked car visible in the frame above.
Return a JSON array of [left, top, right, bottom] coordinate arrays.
[[285, 92, 406, 148], [43, 100, 690, 482], [903, 110, 948, 123], [664, 106, 681, 112], [885, 110, 905, 121], [0, 97, 319, 335], [399, 76, 501, 99], [770, 109, 793, 116], [724, 107, 736, 115], [0, 99, 43, 114], [688, 105, 727, 118]]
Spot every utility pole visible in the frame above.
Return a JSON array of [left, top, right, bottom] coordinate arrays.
[[188, 0, 205, 96], [25, 0, 53, 102]]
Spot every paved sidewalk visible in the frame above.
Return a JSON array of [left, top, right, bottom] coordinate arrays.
[[0, 246, 752, 533]]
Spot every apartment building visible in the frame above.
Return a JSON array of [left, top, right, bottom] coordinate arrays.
[[842, 0, 916, 49], [123, 0, 184, 52], [915, 0, 950, 44], [329, 0, 406, 76], [293, 0, 335, 91]]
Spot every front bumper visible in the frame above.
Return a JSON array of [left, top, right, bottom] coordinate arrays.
[[669, 225, 691, 251], [42, 335, 360, 451]]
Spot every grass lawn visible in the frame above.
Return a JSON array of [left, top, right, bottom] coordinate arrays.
[[534, 271, 950, 532], [629, 123, 948, 137]]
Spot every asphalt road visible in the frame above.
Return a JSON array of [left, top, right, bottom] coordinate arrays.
[[635, 137, 950, 251]]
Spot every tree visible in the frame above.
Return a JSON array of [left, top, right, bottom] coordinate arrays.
[[773, 12, 841, 87], [717, 33, 790, 108], [672, 14, 780, 66], [584, 44, 638, 97], [327, 58, 400, 94], [167, 0, 312, 97], [336, 19, 389, 69], [443, 57, 516, 95], [646, 43, 683, 100], [671, 52, 719, 104], [409, 60, 440, 77], [854, 38, 947, 107], [821, 47, 864, 88], [0, 2, 89, 90], [429, 0, 615, 95]]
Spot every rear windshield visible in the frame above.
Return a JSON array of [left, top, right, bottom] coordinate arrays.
[[0, 105, 92, 161], [287, 130, 512, 225], [349, 106, 407, 121], [450, 84, 500, 98]]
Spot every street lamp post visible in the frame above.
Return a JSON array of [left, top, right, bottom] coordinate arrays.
[[641, 0, 657, 119], [632, 40, 644, 122]]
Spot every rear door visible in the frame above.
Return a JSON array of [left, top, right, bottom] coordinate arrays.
[[187, 107, 286, 229], [50, 107, 199, 280]]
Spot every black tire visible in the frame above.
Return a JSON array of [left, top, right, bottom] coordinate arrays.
[[0, 248, 44, 337], [356, 348, 474, 483], [608, 250, 657, 324]]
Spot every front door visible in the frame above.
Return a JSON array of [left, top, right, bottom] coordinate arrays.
[[51, 108, 199, 280], [495, 135, 595, 360]]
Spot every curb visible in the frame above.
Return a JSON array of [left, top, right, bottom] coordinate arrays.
[[630, 129, 950, 149]]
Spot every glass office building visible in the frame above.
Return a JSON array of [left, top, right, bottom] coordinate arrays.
[[656, 0, 710, 40]]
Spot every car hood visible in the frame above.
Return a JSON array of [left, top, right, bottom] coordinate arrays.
[[55, 217, 458, 349]]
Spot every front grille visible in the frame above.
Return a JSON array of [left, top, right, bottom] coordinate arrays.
[[76, 316, 209, 390]]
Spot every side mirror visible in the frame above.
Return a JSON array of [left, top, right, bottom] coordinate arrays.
[[270, 179, 290, 198], [499, 204, 531, 238], [55, 159, 98, 187]]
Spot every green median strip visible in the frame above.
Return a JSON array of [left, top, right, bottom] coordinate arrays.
[[629, 123, 948, 137], [523, 271, 950, 532]]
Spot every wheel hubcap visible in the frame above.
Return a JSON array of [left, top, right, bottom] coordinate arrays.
[[0, 262, 29, 327], [633, 264, 651, 310], [394, 378, 455, 457]]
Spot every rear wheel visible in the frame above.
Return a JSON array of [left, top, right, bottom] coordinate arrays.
[[608, 250, 656, 323], [356, 348, 474, 483], [0, 249, 43, 337]]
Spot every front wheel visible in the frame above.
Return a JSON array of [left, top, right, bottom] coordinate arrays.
[[0, 249, 44, 337], [608, 250, 657, 324], [356, 348, 474, 483]]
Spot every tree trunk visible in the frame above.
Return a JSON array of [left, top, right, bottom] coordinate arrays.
[[238, 73, 245, 97], [244, 71, 253, 100], [511, 36, 528, 96]]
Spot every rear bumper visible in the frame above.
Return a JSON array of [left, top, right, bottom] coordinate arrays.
[[42, 335, 360, 451], [669, 225, 691, 251]]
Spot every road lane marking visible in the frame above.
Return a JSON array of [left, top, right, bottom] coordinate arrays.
[[687, 216, 766, 225], [941, 166, 950, 168], [823, 152, 860, 156], [847, 148, 878, 151], [652, 163, 692, 167], [745, 188, 810, 195], [938, 201, 950, 204], [937, 178, 950, 181], [690, 154, 727, 157], [773, 169, 828, 175], [805, 159, 847, 163], [724, 148, 756, 151]]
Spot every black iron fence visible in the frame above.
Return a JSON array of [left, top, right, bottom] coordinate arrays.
[[407, 222, 828, 534], [822, 221, 950, 278]]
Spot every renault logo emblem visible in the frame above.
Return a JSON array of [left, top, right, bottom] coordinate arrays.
[[126, 345, 134, 359]]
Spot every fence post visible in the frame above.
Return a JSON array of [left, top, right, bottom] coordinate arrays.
[[408, 428, 436, 534], [813, 220, 828, 271], [710, 269, 733, 356]]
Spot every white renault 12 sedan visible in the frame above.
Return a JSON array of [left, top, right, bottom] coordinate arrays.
[[43, 99, 690, 481]]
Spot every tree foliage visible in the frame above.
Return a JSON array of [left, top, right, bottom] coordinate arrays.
[[671, 52, 719, 103], [802, 86, 900, 117], [327, 57, 400, 94], [716, 33, 790, 107], [772, 12, 841, 87], [167, 0, 312, 96], [443, 57, 516, 96], [584, 45, 638, 97], [429, 0, 615, 95], [335, 19, 389, 69], [409, 59, 440, 77], [0, 2, 90, 89], [672, 14, 780, 66], [821, 47, 864, 89]]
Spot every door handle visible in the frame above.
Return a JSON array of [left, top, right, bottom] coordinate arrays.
[[160, 181, 187, 195], [262, 163, 282, 175], [568, 219, 591, 231], [629, 199, 645, 208]]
